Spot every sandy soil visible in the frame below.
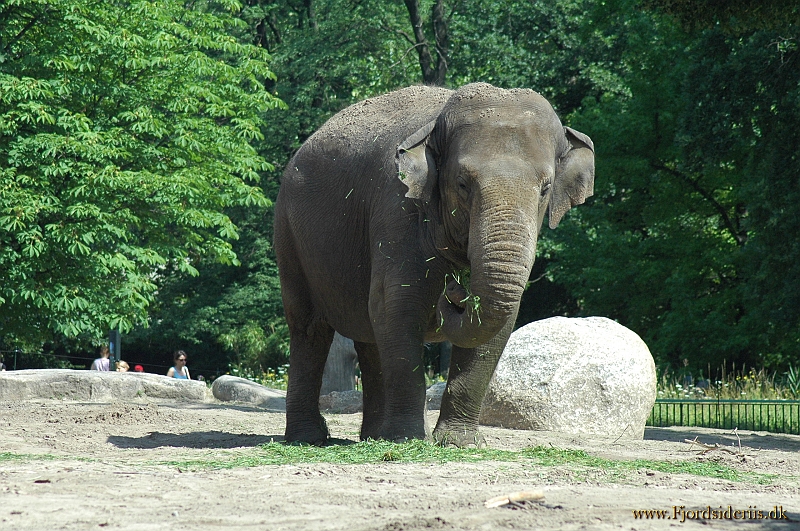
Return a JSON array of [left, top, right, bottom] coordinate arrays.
[[1, 399, 798, 530]]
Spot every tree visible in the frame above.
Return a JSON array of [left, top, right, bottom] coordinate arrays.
[[643, 0, 800, 32], [121, 0, 426, 377], [402, 0, 449, 86], [551, 0, 800, 371], [0, 0, 282, 355]]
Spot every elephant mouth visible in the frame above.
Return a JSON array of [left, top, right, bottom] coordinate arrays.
[[443, 280, 469, 312]]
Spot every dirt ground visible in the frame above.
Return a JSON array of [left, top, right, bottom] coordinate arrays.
[[1, 399, 798, 530]]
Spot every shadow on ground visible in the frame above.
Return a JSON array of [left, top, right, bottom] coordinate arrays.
[[108, 432, 357, 449], [645, 426, 800, 452], [108, 431, 284, 449]]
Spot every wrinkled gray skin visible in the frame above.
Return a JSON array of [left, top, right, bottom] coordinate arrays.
[[274, 83, 594, 446]]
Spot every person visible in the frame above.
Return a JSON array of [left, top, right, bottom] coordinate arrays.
[[134, 364, 144, 373], [90, 346, 111, 371], [167, 350, 190, 380], [115, 360, 130, 372]]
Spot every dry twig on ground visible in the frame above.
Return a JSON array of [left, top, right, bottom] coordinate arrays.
[[484, 490, 545, 509], [684, 436, 742, 456]]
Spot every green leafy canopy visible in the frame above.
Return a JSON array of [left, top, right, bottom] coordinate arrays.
[[0, 0, 283, 346]]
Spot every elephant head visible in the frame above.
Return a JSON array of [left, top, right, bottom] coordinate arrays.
[[396, 83, 594, 348]]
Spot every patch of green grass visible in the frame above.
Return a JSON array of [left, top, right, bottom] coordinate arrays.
[[159, 439, 517, 469], [0, 443, 781, 486], [155, 441, 777, 485], [520, 447, 750, 482], [0, 452, 63, 463]]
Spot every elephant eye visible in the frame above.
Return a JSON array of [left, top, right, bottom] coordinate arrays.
[[540, 181, 552, 197], [456, 176, 469, 199]]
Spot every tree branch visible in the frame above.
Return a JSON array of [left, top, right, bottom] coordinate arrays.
[[652, 162, 747, 245], [403, 0, 435, 83], [303, 0, 318, 31], [3, 7, 50, 54], [432, 0, 449, 86], [402, 0, 448, 86]]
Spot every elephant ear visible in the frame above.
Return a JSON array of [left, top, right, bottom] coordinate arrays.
[[549, 126, 595, 229], [396, 120, 437, 202]]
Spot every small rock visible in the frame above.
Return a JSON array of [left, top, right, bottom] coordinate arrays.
[[426, 382, 447, 410], [319, 390, 363, 413], [211, 375, 286, 410]]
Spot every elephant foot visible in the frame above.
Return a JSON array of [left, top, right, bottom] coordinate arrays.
[[360, 424, 382, 442], [284, 415, 330, 446], [364, 420, 426, 443], [432, 426, 487, 448]]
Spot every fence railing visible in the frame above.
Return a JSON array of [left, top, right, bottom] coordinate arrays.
[[647, 399, 800, 435]]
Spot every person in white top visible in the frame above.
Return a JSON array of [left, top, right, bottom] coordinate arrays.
[[90, 346, 111, 371]]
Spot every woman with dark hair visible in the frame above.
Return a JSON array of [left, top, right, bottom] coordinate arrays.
[[167, 350, 190, 379]]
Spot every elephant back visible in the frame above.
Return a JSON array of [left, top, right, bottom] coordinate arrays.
[[301, 85, 453, 163]]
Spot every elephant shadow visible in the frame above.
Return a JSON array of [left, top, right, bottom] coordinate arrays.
[[107, 432, 357, 449]]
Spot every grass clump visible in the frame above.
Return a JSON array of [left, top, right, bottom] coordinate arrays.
[[0, 452, 63, 463], [518, 447, 755, 482], [154, 441, 775, 485], [161, 439, 519, 469], [0, 443, 780, 485]]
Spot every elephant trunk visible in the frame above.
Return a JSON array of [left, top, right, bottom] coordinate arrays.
[[438, 201, 537, 348]]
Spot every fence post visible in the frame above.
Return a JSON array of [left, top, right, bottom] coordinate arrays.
[[109, 330, 121, 372]]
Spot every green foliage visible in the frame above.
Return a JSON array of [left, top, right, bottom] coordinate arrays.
[[0, 0, 281, 349], [548, 0, 800, 371], [4, 0, 799, 376], [448, 0, 635, 114], [122, 205, 287, 374], [657, 364, 800, 400], [643, 0, 800, 32], [241, 0, 421, 165]]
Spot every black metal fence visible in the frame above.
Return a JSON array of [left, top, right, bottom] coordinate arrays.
[[648, 399, 800, 435]]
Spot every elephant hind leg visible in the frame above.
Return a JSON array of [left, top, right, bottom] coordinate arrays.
[[277, 214, 336, 445], [284, 315, 335, 445], [354, 341, 384, 441]]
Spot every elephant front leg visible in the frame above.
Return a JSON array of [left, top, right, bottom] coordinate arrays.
[[367, 273, 430, 442], [433, 306, 518, 448], [372, 335, 428, 442]]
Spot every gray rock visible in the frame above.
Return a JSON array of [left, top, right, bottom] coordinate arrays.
[[320, 333, 358, 395], [426, 382, 447, 410], [479, 317, 657, 439], [211, 375, 286, 410], [0, 369, 210, 402], [318, 389, 363, 413]]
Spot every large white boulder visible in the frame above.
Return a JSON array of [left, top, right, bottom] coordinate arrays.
[[211, 375, 286, 410], [0, 369, 210, 402], [479, 317, 656, 439]]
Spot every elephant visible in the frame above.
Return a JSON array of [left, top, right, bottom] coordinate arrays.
[[274, 82, 594, 446]]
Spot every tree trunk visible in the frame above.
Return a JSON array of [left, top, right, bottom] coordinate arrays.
[[403, 0, 449, 86], [320, 332, 357, 395]]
